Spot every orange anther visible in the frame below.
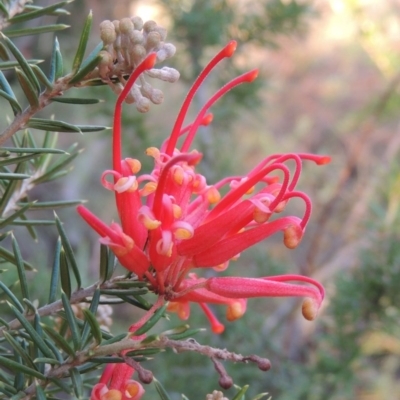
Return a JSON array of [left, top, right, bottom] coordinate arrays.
[[125, 158, 141, 173], [206, 187, 221, 204], [302, 298, 318, 321]]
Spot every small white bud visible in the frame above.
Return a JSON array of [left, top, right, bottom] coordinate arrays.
[[143, 20, 157, 33], [147, 67, 180, 83], [136, 97, 151, 112], [154, 26, 167, 41], [112, 20, 120, 33], [99, 20, 116, 45], [157, 43, 176, 62], [145, 31, 161, 51], [140, 83, 164, 105], [98, 50, 114, 78], [119, 17, 133, 34], [129, 30, 144, 44], [110, 82, 123, 96], [130, 44, 146, 64], [131, 16, 143, 31], [150, 88, 164, 104]]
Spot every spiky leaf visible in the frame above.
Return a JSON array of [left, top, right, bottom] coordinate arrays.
[[72, 10, 93, 73]]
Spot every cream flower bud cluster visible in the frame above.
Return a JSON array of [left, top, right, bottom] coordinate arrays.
[[98, 16, 180, 112], [71, 299, 113, 332], [205, 391, 229, 400]]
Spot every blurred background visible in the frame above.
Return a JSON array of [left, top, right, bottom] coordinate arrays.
[[2, 0, 400, 399]]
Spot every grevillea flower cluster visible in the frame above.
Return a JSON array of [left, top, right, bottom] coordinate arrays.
[[91, 362, 145, 400], [96, 17, 179, 112], [78, 40, 330, 338], [79, 39, 330, 399]]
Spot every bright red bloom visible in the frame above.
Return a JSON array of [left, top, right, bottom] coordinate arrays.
[[78, 41, 330, 332], [90, 363, 145, 400]]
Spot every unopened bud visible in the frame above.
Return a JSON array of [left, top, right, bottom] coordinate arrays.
[[218, 376, 233, 390], [131, 16, 144, 30], [149, 88, 164, 104], [100, 20, 116, 45], [251, 355, 271, 371], [147, 66, 180, 82], [123, 85, 138, 104], [98, 50, 114, 78], [119, 17, 133, 34], [154, 26, 167, 41], [157, 43, 176, 62], [140, 82, 164, 105], [136, 97, 151, 113], [143, 20, 157, 33], [145, 31, 161, 50], [130, 29, 144, 44], [110, 82, 123, 96], [112, 19, 120, 33], [130, 44, 146, 64], [137, 368, 153, 384]]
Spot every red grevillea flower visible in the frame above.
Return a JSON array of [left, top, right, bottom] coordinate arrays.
[[90, 363, 145, 400], [78, 41, 330, 333]]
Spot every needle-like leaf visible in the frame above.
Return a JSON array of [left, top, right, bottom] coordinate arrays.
[[134, 302, 169, 336], [153, 378, 172, 400], [72, 10, 92, 73], [59, 248, 71, 299], [31, 64, 53, 90], [27, 118, 81, 132], [42, 324, 75, 357], [80, 288, 100, 346], [15, 68, 39, 107], [0, 202, 34, 229], [68, 42, 103, 84], [3, 332, 36, 368], [0, 70, 20, 114], [232, 385, 250, 400], [0, 246, 35, 271], [0, 281, 24, 312], [61, 292, 80, 351], [0, 89, 22, 113], [55, 214, 81, 289], [70, 367, 83, 398], [8, 1, 71, 24], [11, 234, 29, 301], [48, 238, 61, 303], [51, 96, 100, 104], [5, 25, 70, 38], [49, 36, 63, 82], [0, 172, 30, 180], [7, 303, 54, 359], [0, 33, 40, 93]]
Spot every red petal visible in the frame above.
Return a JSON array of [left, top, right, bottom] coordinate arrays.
[[193, 216, 301, 267], [177, 200, 253, 256]]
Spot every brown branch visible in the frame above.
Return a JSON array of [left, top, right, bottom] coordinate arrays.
[[18, 334, 271, 399], [0, 76, 71, 146]]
